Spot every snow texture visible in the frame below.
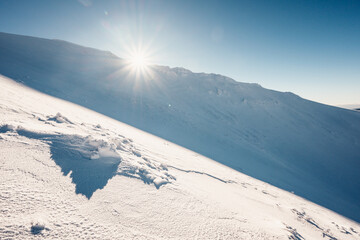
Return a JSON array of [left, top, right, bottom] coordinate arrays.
[[1, 75, 360, 239]]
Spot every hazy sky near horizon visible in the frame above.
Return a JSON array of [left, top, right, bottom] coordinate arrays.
[[0, 0, 359, 105]]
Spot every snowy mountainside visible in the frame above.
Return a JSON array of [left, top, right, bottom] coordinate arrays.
[[1, 75, 360, 239], [0, 32, 360, 222]]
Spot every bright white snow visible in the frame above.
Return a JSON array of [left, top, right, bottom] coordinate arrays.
[[1, 75, 359, 239]]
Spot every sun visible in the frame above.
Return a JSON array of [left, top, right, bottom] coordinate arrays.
[[112, 39, 158, 81], [130, 53, 148, 68], [123, 48, 156, 80]]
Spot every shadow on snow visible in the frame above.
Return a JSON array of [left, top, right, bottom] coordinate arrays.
[[16, 129, 121, 199]]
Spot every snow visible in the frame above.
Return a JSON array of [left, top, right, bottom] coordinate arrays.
[[1, 32, 360, 222], [47, 112, 73, 124], [1, 75, 360, 239]]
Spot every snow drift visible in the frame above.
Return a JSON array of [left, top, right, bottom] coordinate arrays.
[[0, 32, 360, 222]]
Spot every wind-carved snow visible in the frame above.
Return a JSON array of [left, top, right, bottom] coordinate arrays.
[[0, 122, 177, 198], [166, 165, 235, 184], [30, 219, 48, 235], [47, 112, 73, 124], [16, 130, 121, 199]]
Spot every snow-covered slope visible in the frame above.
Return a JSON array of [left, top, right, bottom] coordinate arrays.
[[1, 75, 360, 239], [1, 32, 360, 223]]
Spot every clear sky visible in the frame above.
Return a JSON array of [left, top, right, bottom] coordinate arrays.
[[1, 0, 359, 105]]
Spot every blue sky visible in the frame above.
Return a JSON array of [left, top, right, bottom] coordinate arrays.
[[1, 0, 359, 105]]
